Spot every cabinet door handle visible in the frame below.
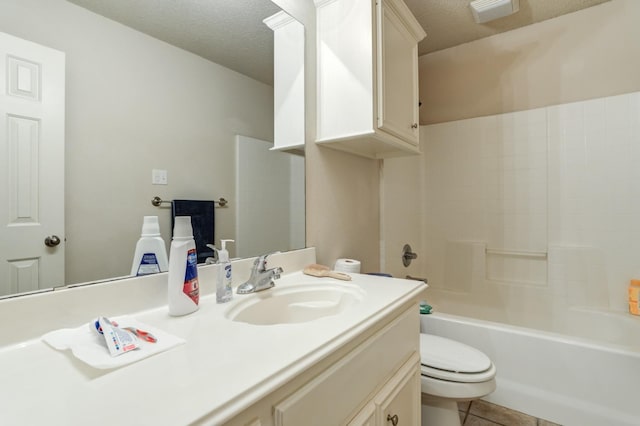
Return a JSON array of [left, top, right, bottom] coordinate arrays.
[[411, 123, 418, 129], [387, 414, 399, 425]]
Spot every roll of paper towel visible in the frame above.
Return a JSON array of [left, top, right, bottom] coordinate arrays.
[[334, 258, 361, 274]]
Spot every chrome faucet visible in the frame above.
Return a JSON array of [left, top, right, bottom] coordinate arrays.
[[236, 253, 283, 294]]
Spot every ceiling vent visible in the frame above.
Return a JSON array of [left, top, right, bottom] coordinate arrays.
[[469, 0, 520, 24]]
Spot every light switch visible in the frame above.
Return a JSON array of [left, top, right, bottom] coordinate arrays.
[[152, 169, 168, 185]]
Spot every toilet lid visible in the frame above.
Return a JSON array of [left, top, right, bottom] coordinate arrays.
[[420, 334, 492, 374]]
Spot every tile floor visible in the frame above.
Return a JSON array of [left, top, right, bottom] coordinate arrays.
[[457, 400, 562, 426]]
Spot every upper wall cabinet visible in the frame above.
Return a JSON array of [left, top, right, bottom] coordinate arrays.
[[315, 0, 426, 159], [264, 11, 305, 153]]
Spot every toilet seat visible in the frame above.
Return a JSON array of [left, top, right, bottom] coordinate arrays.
[[419, 334, 496, 383], [419, 333, 497, 424]]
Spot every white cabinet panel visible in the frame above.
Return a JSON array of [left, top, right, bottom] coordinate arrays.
[[377, 0, 420, 145], [348, 354, 420, 426], [348, 402, 376, 426], [273, 307, 419, 426], [375, 354, 421, 426], [264, 12, 305, 152], [316, 0, 425, 159]]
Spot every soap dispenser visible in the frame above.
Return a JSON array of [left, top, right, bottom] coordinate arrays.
[[216, 239, 235, 303]]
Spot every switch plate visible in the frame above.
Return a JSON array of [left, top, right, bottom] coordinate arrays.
[[152, 169, 168, 185]]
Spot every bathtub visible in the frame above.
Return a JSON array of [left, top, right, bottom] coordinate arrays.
[[420, 312, 640, 426]]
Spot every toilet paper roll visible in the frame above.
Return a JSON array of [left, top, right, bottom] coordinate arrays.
[[334, 258, 361, 274]]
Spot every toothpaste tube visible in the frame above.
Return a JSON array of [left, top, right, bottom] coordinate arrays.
[[97, 316, 140, 357], [92, 318, 118, 335]]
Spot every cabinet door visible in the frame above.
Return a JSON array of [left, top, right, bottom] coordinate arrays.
[[376, 0, 420, 146], [265, 11, 305, 151], [348, 402, 376, 426], [273, 308, 419, 426], [375, 354, 421, 426]]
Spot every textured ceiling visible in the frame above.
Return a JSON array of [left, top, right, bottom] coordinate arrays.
[[406, 0, 611, 56], [67, 0, 611, 86], [68, 0, 281, 85]]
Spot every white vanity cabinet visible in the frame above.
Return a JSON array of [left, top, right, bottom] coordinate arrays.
[[0, 251, 428, 426], [349, 355, 421, 426], [264, 11, 305, 152], [225, 305, 421, 426], [315, 0, 426, 159]]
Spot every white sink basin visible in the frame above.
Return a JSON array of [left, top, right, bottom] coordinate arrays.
[[225, 282, 365, 325]]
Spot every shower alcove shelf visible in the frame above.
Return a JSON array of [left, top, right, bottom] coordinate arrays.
[[485, 247, 548, 286]]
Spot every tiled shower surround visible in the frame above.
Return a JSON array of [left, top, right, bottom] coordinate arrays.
[[390, 91, 640, 345]]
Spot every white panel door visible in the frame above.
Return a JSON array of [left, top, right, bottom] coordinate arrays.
[[0, 32, 65, 296]]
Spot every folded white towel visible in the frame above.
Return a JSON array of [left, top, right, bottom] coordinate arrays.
[[42, 316, 185, 369]]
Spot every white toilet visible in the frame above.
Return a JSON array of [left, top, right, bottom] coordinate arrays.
[[419, 333, 496, 426]]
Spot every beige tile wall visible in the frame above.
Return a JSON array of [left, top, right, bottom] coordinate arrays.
[[383, 92, 640, 332]]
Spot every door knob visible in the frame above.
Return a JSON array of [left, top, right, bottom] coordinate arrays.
[[44, 235, 61, 247]]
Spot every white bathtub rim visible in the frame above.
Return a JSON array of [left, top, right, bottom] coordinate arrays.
[[423, 311, 640, 358]]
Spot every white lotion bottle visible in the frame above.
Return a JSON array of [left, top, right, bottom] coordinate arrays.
[[168, 216, 200, 316], [131, 216, 169, 276], [216, 239, 234, 303]]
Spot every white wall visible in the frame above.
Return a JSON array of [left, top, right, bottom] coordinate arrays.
[[234, 136, 305, 258], [289, 155, 306, 250], [0, 0, 274, 285]]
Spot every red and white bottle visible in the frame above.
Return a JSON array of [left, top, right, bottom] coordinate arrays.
[[168, 216, 200, 316]]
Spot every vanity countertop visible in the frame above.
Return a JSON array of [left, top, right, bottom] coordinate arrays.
[[0, 257, 426, 425]]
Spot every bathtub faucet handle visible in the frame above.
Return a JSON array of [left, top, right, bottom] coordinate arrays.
[[402, 244, 418, 267]]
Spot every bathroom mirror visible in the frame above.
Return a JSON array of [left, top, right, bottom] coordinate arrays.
[[0, 0, 305, 297]]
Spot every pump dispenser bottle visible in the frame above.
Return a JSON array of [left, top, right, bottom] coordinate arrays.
[[216, 239, 234, 303], [168, 216, 200, 316], [131, 216, 169, 276]]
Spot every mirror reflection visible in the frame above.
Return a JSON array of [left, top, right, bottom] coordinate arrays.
[[0, 0, 305, 297]]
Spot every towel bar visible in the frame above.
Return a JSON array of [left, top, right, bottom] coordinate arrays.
[[151, 196, 228, 208], [485, 248, 547, 259]]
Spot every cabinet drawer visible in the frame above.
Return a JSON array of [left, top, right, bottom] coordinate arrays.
[[274, 307, 419, 426], [375, 354, 421, 426], [348, 354, 420, 426]]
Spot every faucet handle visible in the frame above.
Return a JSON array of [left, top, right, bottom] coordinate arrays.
[[205, 244, 219, 264], [254, 251, 281, 269], [272, 266, 284, 280]]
